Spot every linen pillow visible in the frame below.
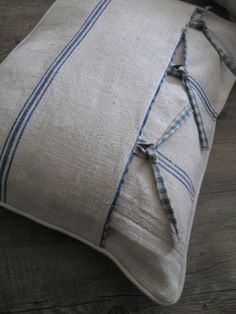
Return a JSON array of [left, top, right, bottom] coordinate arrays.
[[0, 0, 235, 305]]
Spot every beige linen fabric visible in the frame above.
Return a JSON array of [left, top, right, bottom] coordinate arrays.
[[106, 11, 236, 304], [0, 0, 235, 305], [0, 0, 194, 246]]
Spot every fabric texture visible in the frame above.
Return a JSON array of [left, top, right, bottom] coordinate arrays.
[[0, 0, 235, 305]]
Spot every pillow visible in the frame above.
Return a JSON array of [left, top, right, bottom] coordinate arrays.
[[0, 0, 235, 305]]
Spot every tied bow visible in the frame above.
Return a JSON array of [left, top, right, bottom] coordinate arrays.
[[167, 64, 209, 151], [137, 141, 179, 238], [136, 106, 193, 240], [189, 18, 236, 76]]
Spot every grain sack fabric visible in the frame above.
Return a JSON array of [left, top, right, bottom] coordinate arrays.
[[0, 0, 235, 305]]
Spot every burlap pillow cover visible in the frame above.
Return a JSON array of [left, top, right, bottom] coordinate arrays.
[[0, 0, 235, 305]]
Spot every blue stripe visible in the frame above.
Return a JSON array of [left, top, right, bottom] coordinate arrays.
[[158, 152, 195, 195], [158, 155, 194, 198], [158, 161, 194, 201], [158, 155, 195, 200], [191, 82, 217, 120], [0, 0, 107, 163], [0, 0, 112, 201], [191, 82, 217, 119], [188, 76, 217, 120]]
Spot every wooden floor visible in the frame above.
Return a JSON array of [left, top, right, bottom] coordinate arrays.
[[0, 1, 235, 313]]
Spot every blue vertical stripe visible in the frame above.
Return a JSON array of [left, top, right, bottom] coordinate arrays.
[[158, 155, 195, 201], [0, 0, 112, 202], [189, 76, 217, 120]]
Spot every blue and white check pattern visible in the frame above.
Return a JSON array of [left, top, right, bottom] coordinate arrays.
[[167, 65, 209, 151], [190, 19, 236, 76], [158, 103, 193, 146], [136, 106, 193, 239]]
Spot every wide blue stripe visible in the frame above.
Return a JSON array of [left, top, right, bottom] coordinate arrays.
[[158, 161, 194, 201], [158, 155, 195, 200], [0, 0, 112, 201]]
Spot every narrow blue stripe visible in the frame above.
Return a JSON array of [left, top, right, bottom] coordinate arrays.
[[190, 77, 218, 118], [158, 151, 194, 194], [0, 0, 110, 199], [158, 155, 195, 199], [192, 84, 216, 119], [189, 76, 217, 120], [190, 81, 212, 117], [158, 152, 195, 196], [99, 8, 198, 246], [158, 155, 194, 197], [191, 82, 217, 120], [0, 0, 112, 201], [0, 0, 107, 164], [158, 161, 194, 201]]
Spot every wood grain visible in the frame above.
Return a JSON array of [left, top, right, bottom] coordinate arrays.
[[0, 1, 235, 313]]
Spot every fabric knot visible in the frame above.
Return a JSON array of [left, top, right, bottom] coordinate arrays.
[[168, 65, 189, 80], [190, 19, 208, 31], [134, 106, 194, 240], [104, 99, 193, 245], [135, 139, 180, 239], [168, 64, 209, 151], [135, 142, 159, 163], [146, 145, 158, 164], [189, 18, 236, 76]]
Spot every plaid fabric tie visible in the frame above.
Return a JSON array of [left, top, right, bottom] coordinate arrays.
[[167, 64, 209, 151], [189, 19, 236, 76], [136, 106, 193, 239]]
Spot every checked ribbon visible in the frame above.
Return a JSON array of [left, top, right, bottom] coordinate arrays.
[[135, 106, 193, 239], [189, 17, 236, 76], [167, 64, 209, 151], [133, 7, 236, 241]]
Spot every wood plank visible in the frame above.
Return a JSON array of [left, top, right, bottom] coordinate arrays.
[[0, 0, 55, 62], [200, 89, 236, 194], [0, 1, 235, 313]]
